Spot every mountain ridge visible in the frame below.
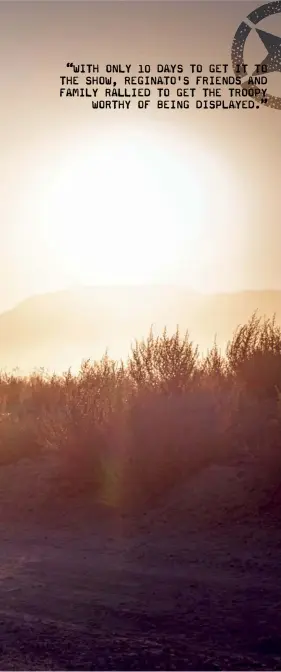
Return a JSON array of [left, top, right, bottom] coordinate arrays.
[[0, 286, 280, 373]]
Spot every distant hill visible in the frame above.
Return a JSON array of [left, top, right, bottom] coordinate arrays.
[[0, 286, 280, 373]]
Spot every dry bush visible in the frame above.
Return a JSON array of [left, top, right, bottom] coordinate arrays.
[[36, 355, 131, 495], [225, 314, 281, 474], [0, 313, 280, 514], [0, 410, 40, 465], [226, 313, 281, 399], [119, 330, 239, 509], [128, 326, 198, 393]]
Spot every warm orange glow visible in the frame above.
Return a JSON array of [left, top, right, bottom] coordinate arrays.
[[26, 125, 243, 293]]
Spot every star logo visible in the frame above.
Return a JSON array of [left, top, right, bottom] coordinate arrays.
[[255, 27, 281, 73], [231, 1, 281, 109]]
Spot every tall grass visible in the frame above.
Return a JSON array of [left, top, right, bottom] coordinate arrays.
[[0, 312, 280, 512]]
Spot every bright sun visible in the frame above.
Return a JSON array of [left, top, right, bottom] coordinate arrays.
[[30, 124, 238, 291]]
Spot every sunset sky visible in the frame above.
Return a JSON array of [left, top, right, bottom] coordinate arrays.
[[0, 0, 280, 313]]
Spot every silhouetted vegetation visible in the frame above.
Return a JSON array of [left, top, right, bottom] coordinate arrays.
[[0, 312, 280, 516]]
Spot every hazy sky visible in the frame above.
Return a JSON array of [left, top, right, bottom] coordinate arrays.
[[0, 0, 280, 312]]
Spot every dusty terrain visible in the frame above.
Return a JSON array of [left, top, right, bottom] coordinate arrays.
[[0, 454, 280, 670]]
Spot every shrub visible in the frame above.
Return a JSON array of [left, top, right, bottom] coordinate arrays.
[[0, 312, 280, 515]]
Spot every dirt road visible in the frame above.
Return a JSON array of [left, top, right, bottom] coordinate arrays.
[[0, 507, 280, 670], [0, 456, 280, 669]]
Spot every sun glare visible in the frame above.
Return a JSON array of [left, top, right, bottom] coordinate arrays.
[[29, 125, 240, 291]]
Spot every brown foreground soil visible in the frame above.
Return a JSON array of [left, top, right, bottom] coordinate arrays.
[[0, 453, 280, 670]]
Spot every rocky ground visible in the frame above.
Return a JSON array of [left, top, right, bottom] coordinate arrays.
[[0, 453, 280, 670]]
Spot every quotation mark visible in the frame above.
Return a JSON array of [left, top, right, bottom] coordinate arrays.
[[66, 62, 74, 68]]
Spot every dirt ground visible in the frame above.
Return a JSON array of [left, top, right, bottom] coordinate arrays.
[[0, 454, 280, 670]]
